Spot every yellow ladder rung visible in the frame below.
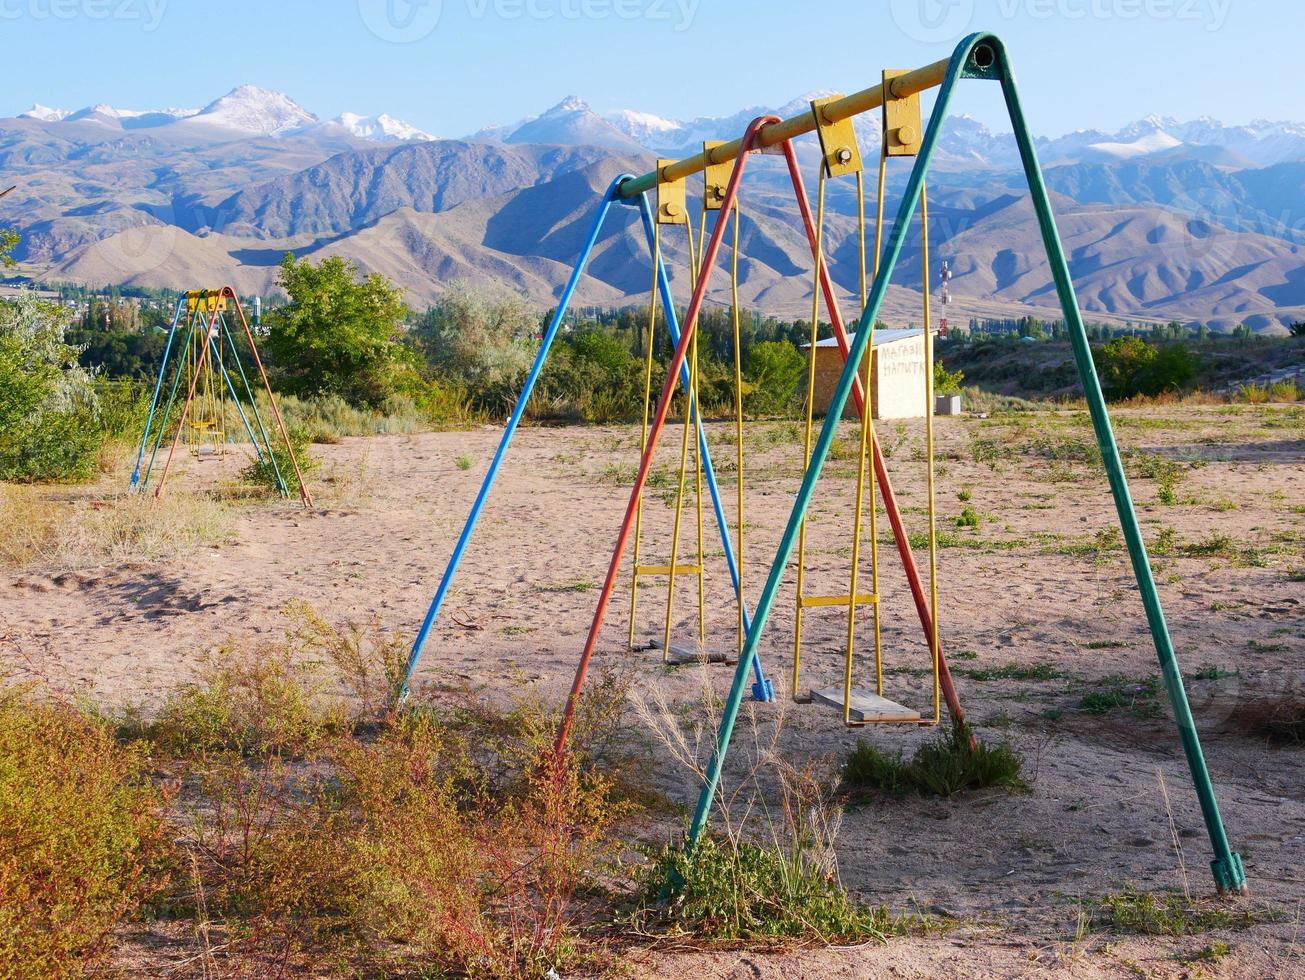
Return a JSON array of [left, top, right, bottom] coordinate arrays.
[[798, 593, 878, 609], [635, 564, 703, 577]]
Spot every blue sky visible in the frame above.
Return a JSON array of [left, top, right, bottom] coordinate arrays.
[[2, 0, 1297, 137]]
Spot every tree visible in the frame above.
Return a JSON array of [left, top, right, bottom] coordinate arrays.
[[264, 254, 412, 407], [1093, 335, 1197, 400], [1289, 321, 1305, 338], [412, 282, 539, 415], [745, 340, 805, 414], [0, 228, 17, 268], [0, 292, 106, 480]]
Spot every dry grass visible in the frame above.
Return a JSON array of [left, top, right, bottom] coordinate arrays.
[[0, 486, 229, 572], [1, 607, 643, 977]]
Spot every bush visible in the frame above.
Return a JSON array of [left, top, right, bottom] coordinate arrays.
[[1094, 336, 1197, 400], [842, 723, 1028, 797], [642, 834, 888, 942], [934, 360, 965, 396], [413, 283, 541, 417], [745, 340, 805, 415], [264, 254, 415, 408], [239, 425, 318, 496], [0, 292, 124, 482], [149, 645, 346, 759], [0, 690, 171, 976]]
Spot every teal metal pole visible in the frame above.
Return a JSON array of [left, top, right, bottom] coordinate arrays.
[[681, 32, 1244, 895], [991, 36, 1245, 894], [131, 296, 186, 489], [139, 309, 202, 491], [218, 312, 289, 497]]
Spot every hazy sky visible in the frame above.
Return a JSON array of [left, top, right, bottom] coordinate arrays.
[[2, 0, 1296, 137]]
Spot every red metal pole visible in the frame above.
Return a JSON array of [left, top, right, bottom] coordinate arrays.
[[223, 287, 313, 509], [556, 117, 779, 754], [780, 145, 964, 729]]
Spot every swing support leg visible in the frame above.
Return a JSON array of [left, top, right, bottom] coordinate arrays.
[[398, 177, 775, 703], [678, 34, 1244, 896]]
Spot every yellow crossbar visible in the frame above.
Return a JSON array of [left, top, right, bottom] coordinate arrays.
[[635, 564, 703, 577], [799, 593, 878, 609], [617, 57, 950, 198]]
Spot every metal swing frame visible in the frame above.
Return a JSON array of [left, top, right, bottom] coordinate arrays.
[[560, 33, 1244, 894], [131, 287, 312, 508]]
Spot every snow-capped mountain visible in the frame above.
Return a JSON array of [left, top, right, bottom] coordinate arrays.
[[178, 85, 318, 136], [476, 96, 644, 152], [11, 87, 432, 144], [477, 96, 1305, 171], [18, 104, 71, 122], [331, 112, 434, 142]]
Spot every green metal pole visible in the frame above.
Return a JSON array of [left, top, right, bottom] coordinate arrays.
[[992, 37, 1245, 894], [681, 32, 1245, 896]]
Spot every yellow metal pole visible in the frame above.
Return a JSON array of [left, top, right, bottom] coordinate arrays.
[[694, 210, 708, 650], [871, 126, 889, 695], [616, 58, 951, 199], [920, 181, 941, 724], [730, 203, 745, 659], [628, 222, 662, 650], [844, 169, 873, 724], [664, 221, 700, 657], [792, 170, 826, 702]]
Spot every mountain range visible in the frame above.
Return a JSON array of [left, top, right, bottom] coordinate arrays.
[[3, 85, 1304, 334]]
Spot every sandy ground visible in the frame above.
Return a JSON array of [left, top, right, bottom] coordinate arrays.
[[3, 403, 1303, 977]]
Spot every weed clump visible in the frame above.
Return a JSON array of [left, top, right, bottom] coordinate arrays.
[[239, 425, 318, 496], [1090, 887, 1275, 936], [641, 834, 889, 943], [0, 690, 171, 975], [1079, 675, 1160, 718], [842, 723, 1028, 797]]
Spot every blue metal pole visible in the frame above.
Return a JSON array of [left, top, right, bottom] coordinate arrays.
[[130, 296, 187, 489], [399, 175, 630, 696], [634, 192, 773, 701]]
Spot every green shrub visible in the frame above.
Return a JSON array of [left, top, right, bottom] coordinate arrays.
[[842, 723, 1028, 797], [0, 293, 127, 482], [239, 425, 318, 496], [1094, 336, 1197, 400], [0, 690, 171, 976], [264, 254, 415, 408], [746, 340, 805, 415], [641, 834, 888, 942], [934, 360, 965, 396], [955, 505, 981, 528], [149, 645, 346, 759]]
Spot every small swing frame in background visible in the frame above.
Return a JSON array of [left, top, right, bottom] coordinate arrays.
[[130, 287, 312, 508]]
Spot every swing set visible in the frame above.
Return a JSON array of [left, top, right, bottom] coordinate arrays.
[[400, 33, 1246, 894], [130, 287, 312, 508]]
